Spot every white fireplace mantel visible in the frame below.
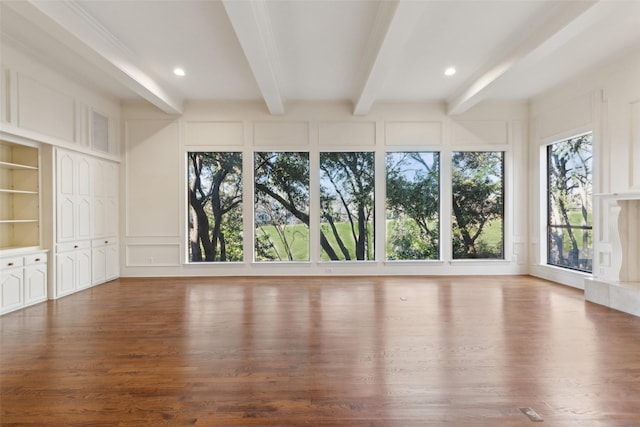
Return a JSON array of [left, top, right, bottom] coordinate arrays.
[[585, 193, 640, 316]]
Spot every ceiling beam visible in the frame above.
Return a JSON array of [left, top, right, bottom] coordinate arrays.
[[353, 0, 428, 116], [447, 0, 600, 115], [222, 0, 284, 115], [4, 0, 184, 115]]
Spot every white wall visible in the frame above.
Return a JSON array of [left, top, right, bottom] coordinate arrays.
[[121, 100, 530, 277], [0, 43, 121, 158], [529, 47, 640, 289]]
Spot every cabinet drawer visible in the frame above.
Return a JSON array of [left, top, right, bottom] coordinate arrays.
[[92, 237, 118, 248], [24, 252, 48, 266], [0, 256, 23, 269], [57, 240, 91, 252]]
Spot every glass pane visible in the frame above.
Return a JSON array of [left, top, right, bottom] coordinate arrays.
[[254, 152, 310, 261], [187, 152, 243, 262], [547, 133, 593, 272], [319, 152, 375, 261], [452, 151, 504, 259], [548, 134, 593, 227], [385, 152, 440, 260], [548, 226, 593, 272]]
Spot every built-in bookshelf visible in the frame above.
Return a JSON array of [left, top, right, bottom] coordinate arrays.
[[0, 140, 40, 250]]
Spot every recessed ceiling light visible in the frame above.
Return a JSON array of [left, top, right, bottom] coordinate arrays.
[[173, 67, 186, 77], [444, 67, 456, 76]]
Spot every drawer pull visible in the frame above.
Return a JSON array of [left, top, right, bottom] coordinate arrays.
[[105, 240, 109, 244], [35, 258, 41, 262], [74, 245, 79, 249], [7, 262, 13, 267]]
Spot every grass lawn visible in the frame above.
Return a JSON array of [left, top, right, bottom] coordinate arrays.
[[255, 223, 309, 261]]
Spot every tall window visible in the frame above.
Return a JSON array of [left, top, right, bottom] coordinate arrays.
[[547, 133, 592, 272], [452, 151, 504, 259], [254, 152, 310, 261], [187, 152, 243, 262], [319, 152, 374, 261], [386, 152, 440, 260]]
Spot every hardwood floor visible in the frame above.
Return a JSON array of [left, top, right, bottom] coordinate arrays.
[[1, 275, 639, 426]]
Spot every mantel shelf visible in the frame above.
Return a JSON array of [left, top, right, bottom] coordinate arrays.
[[596, 192, 640, 200]]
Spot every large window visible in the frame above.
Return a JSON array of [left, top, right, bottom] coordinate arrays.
[[386, 152, 440, 260], [452, 151, 504, 259], [547, 133, 592, 272], [254, 152, 310, 261], [185, 148, 514, 265], [187, 152, 243, 262], [319, 152, 375, 261]]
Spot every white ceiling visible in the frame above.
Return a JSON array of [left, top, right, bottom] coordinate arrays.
[[1, 0, 639, 115]]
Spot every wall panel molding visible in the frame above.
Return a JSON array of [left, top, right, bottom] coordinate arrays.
[[318, 121, 375, 147], [17, 73, 75, 142], [125, 119, 181, 237], [630, 101, 640, 189], [253, 121, 309, 146], [126, 243, 181, 267], [185, 121, 244, 146], [384, 121, 442, 146]]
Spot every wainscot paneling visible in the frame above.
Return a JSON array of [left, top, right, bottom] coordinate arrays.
[[253, 121, 309, 146], [536, 92, 593, 140], [384, 121, 442, 146], [125, 119, 180, 237], [1, 68, 9, 124], [318, 121, 375, 147], [631, 101, 640, 189], [17, 73, 75, 142], [452, 120, 508, 146], [185, 121, 244, 146], [126, 243, 181, 267]]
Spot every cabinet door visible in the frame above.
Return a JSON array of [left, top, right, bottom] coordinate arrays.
[[106, 162, 119, 199], [57, 151, 76, 241], [1, 268, 23, 314], [24, 264, 47, 304], [92, 246, 106, 285], [93, 160, 106, 198], [77, 196, 92, 239], [76, 249, 92, 290], [57, 150, 93, 242], [93, 198, 105, 237], [56, 252, 75, 297], [105, 243, 119, 281], [76, 157, 92, 239], [105, 198, 118, 237]]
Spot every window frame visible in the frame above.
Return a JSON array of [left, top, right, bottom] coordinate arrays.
[[545, 132, 593, 273], [450, 150, 506, 260]]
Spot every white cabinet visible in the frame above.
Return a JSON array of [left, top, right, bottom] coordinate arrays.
[[92, 158, 118, 238], [1, 250, 48, 315], [57, 149, 92, 242], [92, 238, 118, 285], [0, 139, 48, 315], [1, 256, 23, 315], [24, 252, 47, 305], [55, 241, 91, 298], [53, 149, 119, 299]]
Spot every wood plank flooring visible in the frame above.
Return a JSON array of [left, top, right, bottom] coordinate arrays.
[[1, 275, 640, 426]]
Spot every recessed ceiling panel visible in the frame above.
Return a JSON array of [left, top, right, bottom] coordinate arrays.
[[77, 0, 262, 100], [267, 0, 381, 100], [380, 0, 558, 101]]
